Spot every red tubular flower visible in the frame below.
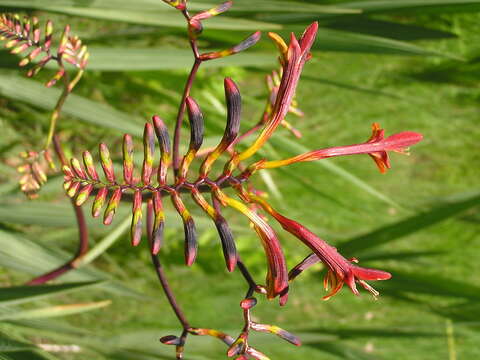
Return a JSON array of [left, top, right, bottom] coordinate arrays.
[[249, 122, 423, 174], [251, 196, 391, 300], [214, 189, 289, 304]]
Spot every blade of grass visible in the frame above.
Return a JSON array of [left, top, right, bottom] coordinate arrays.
[[339, 190, 480, 255], [302, 74, 404, 99], [0, 351, 58, 360], [303, 340, 384, 360], [73, 214, 131, 268], [0, 0, 359, 15], [0, 2, 280, 30], [378, 269, 480, 301], [323, 17, 456, 41], [299, 326, 441, 339], [0, 281, 102, 306], [71, 48, 276, 71], [0, 334, 33, 353], [0, 74, 143, 136], [332, 0, 480, 15], [0, 300, 112, 321], [0, 229, 143, 298], [307, 28, 461, 58]]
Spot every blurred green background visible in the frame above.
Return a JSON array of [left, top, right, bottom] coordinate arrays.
[[0, 0, 479, 359]]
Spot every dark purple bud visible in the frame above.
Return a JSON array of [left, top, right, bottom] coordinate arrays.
[[186, 97, 204, 151], [288, 253, 320, 281], [160, 335, 181, 346], [215, 218, 237, 272], [184, 217, 197, 266], [232, 31, 261, 54], [223, 78, 241, 144]]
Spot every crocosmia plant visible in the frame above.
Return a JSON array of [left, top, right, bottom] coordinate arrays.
[[0, 0, 423, 359]]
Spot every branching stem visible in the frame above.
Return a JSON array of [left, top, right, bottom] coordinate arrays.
[[44, 63, 70, 150], [26, 135, 89, 285], [148, 201, 190, 329]]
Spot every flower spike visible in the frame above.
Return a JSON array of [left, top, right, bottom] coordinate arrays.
[[225, 23, 318, 175]]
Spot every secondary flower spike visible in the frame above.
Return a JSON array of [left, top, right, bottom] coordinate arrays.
[[224, 22, 318, 176]]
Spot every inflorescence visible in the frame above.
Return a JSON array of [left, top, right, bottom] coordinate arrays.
[[1, 1, 423, 359]]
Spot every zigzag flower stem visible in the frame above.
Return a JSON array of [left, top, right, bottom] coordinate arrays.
[[5, 0, 425, 358], [58, 19, 422, 356]]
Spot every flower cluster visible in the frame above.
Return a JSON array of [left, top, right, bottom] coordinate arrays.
[[6, 1, 423, 359], [61, 6, 422, 359]]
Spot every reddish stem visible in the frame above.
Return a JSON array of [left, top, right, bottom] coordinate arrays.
[[147, 201, 191, 330], [172, 10, 202, 174], [26, 136, 89, 285]]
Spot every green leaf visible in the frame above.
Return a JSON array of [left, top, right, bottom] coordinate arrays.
[[265, 0, 480, 20], [0, 201, 109, 228], [339, 190, 480, 255], [302, 74, 404, 99], [0, 74, 143, 136], [304, 340, 383, 360], [0, 281, 102, 306], [0, 1, 280, 30], [359, 250, 443, 262], [0, 351, 58, 360], [0, 229, 143, 299], [214, 0, 361, 14], [0, 334, 33, 353], [75, 48, 276, 71], [74, 215, 131, 268], [0, 0, 359, 15], [323, 17, 456, 41], [433, 301, 480, 322], [379, 269, 480, 301], [300, 326, 441, 339], [0, 300, 112, 321], [306, 28, 460, 57], [332, 0, 480, 15]]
